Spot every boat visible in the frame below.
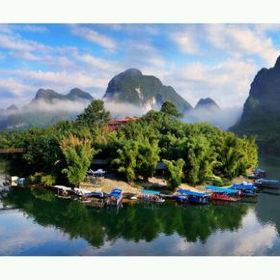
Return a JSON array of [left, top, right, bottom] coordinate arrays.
[[176, 189, 210, 205], [52, 185, 73, 198], [230, 182, 258, 197], [248, 168, 266, 179], [140, 189, 165, 203], [74, 187, 104, 199], [254, 178, 279, 189], [175, 195, 189, 204], [206, 185, 240, 202], [143, 195, 165, 203], [106, 187, 123, 206]]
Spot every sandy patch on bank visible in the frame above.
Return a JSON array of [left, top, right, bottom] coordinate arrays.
[[79, 177, 141, 194]]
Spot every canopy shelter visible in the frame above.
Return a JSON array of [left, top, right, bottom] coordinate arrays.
[[88, 169, 106, 176], [206, 185, 239, 195], [230, 182, 256, 191], [109, 188, 122, 198], [141, 189, 161, 195], [177, 189, 210, 197], [53, 185, 72, 191]]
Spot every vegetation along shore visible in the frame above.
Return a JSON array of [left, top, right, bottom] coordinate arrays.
[[0, 99, 258, 196]]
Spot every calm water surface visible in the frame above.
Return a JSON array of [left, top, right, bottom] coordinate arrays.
[[0, 155, 280, 256]]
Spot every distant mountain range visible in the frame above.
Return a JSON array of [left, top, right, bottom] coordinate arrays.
[[195, 97, 220, 111], [0, 69, 223, 131], [104, 68, 192, 113], [232, 55, 280, 154], [0, 88, 93, 130]]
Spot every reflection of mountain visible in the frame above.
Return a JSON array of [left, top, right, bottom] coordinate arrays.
[[4, 188, 249, 248]]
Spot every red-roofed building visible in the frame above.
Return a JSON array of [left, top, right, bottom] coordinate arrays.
[[107, 117, 139, 131]]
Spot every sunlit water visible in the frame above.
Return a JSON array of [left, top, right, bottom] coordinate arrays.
[[0, 155, 280, 256]]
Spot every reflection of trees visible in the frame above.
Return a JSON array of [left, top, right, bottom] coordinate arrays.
[[4, 189, 250, 248]]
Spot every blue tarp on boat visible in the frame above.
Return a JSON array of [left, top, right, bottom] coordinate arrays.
[[141, 189, 160, 195], [206, 185, 239, 195], [177, 189, 210, 197], [109, 188, 122, 198], [230, 182, 256, 191]]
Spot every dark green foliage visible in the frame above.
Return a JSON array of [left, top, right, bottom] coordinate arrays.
[[76, 100, 110, 127], [160, 101, 182, 118], [0, 100, 258, 187], [163, 159, 185, 188]]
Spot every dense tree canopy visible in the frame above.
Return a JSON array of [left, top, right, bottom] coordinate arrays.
[[0, 100, 258, 187]]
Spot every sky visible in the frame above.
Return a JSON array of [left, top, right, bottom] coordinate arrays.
[[0, 24, 280, 109]]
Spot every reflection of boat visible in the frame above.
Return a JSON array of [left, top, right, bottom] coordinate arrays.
[[106, 188, 122, 206], [176, 189, 210, 205]]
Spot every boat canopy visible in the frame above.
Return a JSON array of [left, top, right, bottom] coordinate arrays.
[[206, 185, 239, 195], [141, 189, 160, 195], [109, 188, 122, 197], [256, 179, 279, 184], [230, 182, 256, 191], [53, 185, 72, 191], [88, 168, 106, 176], [177, 189, 210, 197]]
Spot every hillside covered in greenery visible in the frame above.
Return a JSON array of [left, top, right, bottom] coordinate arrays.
[[0, 100, 258, 188]]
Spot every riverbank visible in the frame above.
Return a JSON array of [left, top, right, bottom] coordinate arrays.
[[78, 174, 254, 195]]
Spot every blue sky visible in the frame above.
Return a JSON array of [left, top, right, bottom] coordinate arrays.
[[0, 24, 280, 108]]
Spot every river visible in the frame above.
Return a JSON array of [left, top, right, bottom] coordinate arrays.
[[0, 155, 280, 256]]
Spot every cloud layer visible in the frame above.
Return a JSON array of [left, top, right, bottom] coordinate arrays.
[[0, 24, 280, 109]]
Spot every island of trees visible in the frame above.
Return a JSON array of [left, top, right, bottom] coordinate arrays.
[[0, 100, 258, 189]]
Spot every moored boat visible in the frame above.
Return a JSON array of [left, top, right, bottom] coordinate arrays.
[[106, 187, 123, 206], [206, 185, 240, 202], [140, 189, 165, 203], [176, 189, 210, 205], [254, 178, 279, 189]]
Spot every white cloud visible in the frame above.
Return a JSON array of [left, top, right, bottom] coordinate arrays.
[[164, 58, 258, 107], [71, 25, 117, 51], [171, 30, 198, 54], [0, 33, 48, 52], [206, 25, 279, 66], [0, 78, 34, 97]]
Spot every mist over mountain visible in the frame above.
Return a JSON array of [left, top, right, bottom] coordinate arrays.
[[184, 97, 241, 130], [103, 68, 192, 113], [0, 88, 93, 130], [195, 98, 220, 111], [0, 69, 245, 131], [232, 55, 280, 154]]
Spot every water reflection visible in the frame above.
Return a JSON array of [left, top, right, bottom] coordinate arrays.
[[2, 188, 251, 251]]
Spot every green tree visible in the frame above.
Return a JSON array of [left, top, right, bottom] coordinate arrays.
[[160, 101, 182, 118], [60, 134, 96, 187], [163, 158, 185, 188], [76, 99, 110, 126]]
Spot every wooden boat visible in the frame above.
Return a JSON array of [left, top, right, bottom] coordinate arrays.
[[140, 189, 165, 204], [211, 192, 239, 202], [248, 168, 266, 179], [254, 178, 279, 189], [176, 189, 210, 205], [142, 195, 165, 203], [206, 185, 240, 202], [175, 195, 189, 204]]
